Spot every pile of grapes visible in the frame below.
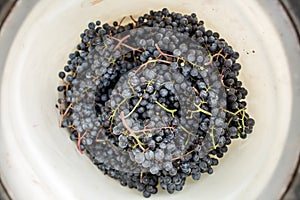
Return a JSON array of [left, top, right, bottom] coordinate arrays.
[[56, 8, 255, 198]]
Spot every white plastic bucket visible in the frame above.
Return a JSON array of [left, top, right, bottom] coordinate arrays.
[[0, 0, 300, 199]]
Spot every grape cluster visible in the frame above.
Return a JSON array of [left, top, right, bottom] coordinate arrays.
[[56, 8, 255, 198]]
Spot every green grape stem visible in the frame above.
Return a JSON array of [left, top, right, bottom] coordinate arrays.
[[188, 102, 212, 118], [155, 101, 177, 117]]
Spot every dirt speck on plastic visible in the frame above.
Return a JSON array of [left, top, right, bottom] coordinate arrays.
[[81, 0, 103, 8]]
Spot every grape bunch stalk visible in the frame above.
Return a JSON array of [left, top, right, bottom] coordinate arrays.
[[56, 8, 255, 198]]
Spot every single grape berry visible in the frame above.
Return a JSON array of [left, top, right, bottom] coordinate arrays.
[[58, 71, 66, 79]]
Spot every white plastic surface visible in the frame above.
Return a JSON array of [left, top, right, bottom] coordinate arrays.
[[0, 0, 300, 200]]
